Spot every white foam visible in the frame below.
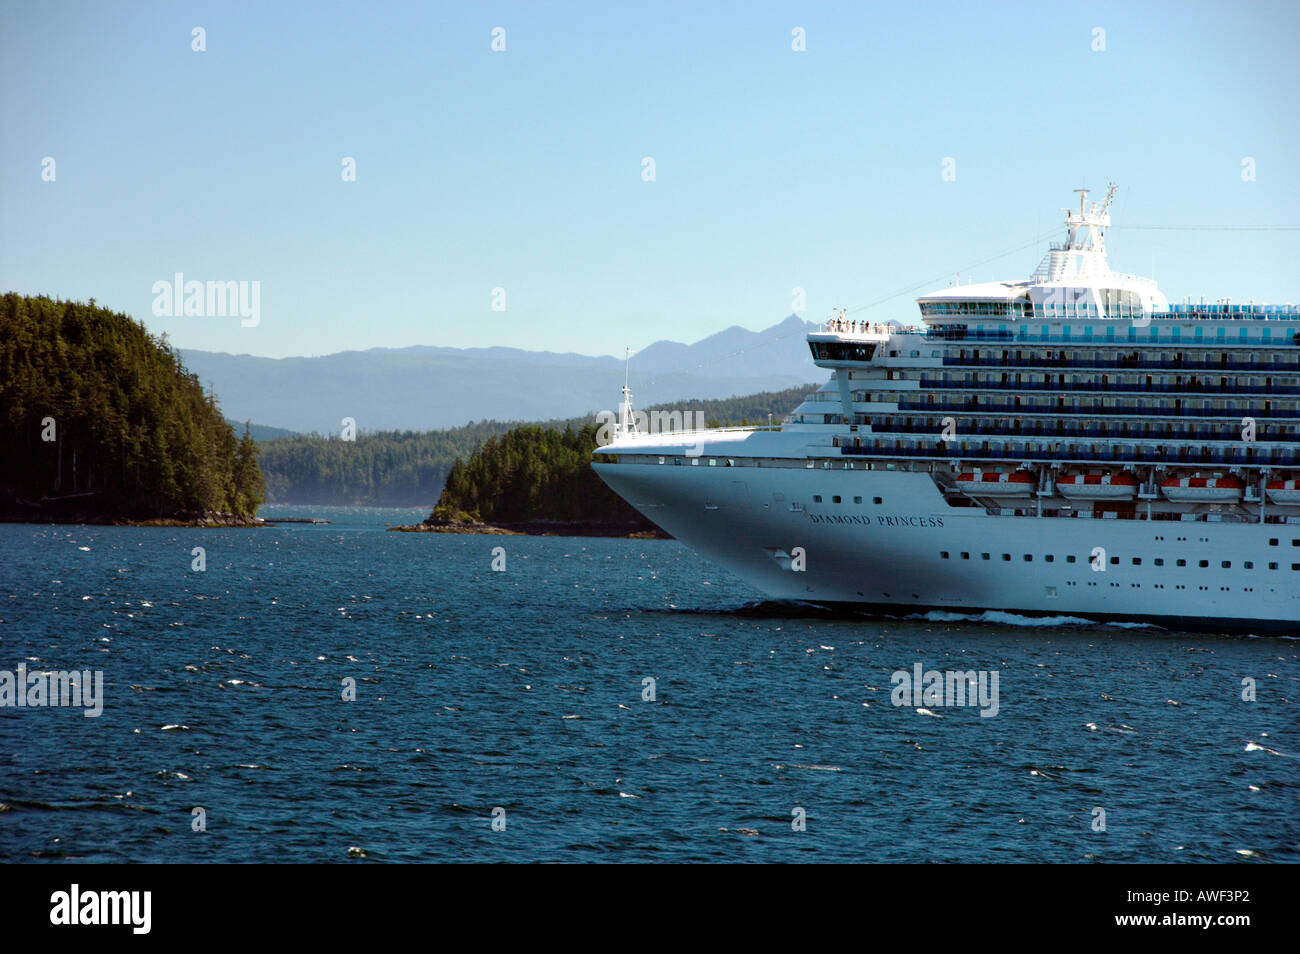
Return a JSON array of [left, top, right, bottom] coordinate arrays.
[[909, 609, 1157, 630]]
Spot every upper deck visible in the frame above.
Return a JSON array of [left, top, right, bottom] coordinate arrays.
[[810, 185, 1300, 363]]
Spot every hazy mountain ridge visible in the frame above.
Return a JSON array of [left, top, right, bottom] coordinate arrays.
[[182, 316, 820, 432]]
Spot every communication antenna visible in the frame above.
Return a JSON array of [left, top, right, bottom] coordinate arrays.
[[1098, 181, 1119, 214], [618, 347, 638, 437]]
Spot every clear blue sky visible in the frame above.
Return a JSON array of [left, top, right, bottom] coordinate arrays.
[[3, 0, 1298, 359]]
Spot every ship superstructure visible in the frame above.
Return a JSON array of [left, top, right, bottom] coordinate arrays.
[[593, 188, 1300, 633]]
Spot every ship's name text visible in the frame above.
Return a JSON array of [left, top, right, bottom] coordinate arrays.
[[806, 513, 944, 528]]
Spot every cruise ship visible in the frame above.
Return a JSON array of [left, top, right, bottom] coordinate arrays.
[[592, 187, 1300, 634]]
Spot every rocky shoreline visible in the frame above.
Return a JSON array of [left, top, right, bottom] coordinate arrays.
[[0, 497, 263, 527], [387, 517, 670, 539]]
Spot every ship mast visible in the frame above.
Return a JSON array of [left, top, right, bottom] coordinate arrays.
[[617, 347, 638, 438]]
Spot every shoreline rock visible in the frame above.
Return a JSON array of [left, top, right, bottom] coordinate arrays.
[[0, 502, 263, 527], [387, 517, 670, 539]]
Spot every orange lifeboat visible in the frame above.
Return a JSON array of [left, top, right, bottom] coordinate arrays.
[[1160, 475, 1243, 502], [955, 470, 1034, 497], [1265, 479, 1300, 506], [1056, 472, 1137, 500]]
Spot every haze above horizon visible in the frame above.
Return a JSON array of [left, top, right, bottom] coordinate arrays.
[[3, 0, 1298, 360]]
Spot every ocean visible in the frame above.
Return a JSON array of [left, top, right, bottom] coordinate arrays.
[[1, 505, 1296, 863]]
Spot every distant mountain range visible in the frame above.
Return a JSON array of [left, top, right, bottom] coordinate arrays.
[[185, 315, 820, 432]]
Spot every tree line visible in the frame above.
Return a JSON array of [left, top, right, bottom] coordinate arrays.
[[256, 423, 511, 505], [255, 385, 816, 509], [0, 293, 264, 518]]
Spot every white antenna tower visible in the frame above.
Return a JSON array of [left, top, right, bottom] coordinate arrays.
[[618, 347, 638, 438]]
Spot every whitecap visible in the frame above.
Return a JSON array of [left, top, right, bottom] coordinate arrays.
[[1244, 741, 1287, 757], [910, 609, 1158, 630]]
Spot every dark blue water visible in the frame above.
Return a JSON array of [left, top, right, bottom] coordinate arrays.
[[2, 505, 1296, 862]]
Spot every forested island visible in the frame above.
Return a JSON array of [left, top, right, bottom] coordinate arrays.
[[0, 294, 264, 524], [425, 423, 657, 536], [396, 386, 814, 536]]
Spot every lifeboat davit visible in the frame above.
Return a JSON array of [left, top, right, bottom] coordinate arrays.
[[1160, 475, 1244, 502], [1056, 472, 1137, 500], [955, 470, 1034, 497], [1265, 479, 1300, 506]]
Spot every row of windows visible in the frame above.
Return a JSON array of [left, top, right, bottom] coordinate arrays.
[[923, 372, 1299, 392], [946, 349, 1300, 370], [1069, 581, 1254, 592], [841, 436, 1300, 465], [937, 551, 1300, 570], [848, 388, 1300, 416], [946, 324, 1300, 343], [865, 414, 1300, 442], [898, 395, 1300, 419]]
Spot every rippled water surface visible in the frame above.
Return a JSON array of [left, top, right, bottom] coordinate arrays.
[[1, 505, 1296, 862]]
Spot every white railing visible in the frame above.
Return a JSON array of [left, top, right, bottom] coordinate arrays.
[[819, 319, 893, 334]]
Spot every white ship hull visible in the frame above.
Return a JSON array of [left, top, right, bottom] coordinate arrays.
[[594, 455, 1300, 634]]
